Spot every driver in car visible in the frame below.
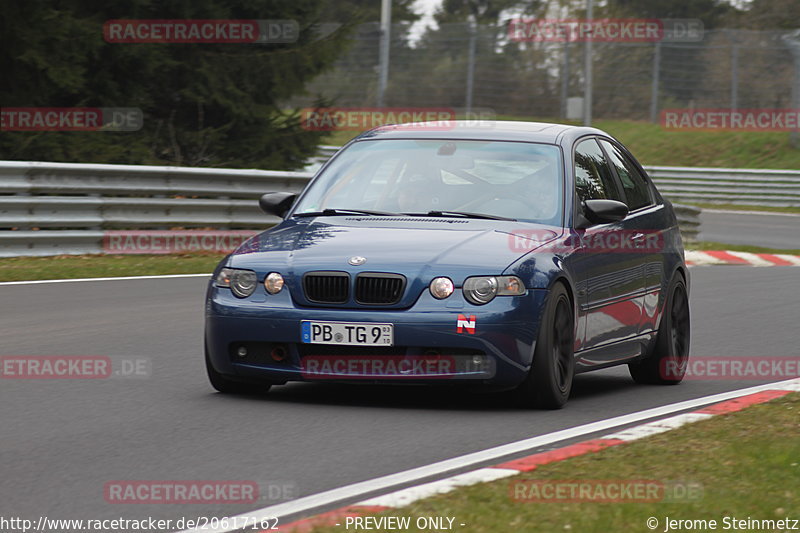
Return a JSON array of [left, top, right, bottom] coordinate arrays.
[[395, 166, 442, 213]]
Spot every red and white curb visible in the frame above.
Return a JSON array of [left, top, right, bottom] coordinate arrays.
[[273, 379, 800, 532], [685, 250, 800, 266]]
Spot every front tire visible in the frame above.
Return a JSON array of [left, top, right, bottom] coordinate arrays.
[[205, 342, 271, 395], [514, 283, 575, 409], [629, 274, 690, 385]]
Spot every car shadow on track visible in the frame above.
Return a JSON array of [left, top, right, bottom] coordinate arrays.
[[207, 369, 640, 411]]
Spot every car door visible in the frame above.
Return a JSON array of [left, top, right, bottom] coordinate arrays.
[[571, 138, 645, 359], [598, 138, 663, 336]]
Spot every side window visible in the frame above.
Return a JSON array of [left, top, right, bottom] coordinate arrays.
[[600, 140, 652, 210], [574, 139, 621, 203]]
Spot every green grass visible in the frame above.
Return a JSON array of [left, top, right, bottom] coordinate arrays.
[[0, 252, 224, 282], [322, 116, 800, 170], [592, 119, 800, 170], [307, 392, 800, 533]]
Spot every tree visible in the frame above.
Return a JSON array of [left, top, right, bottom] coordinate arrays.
[[0, 0, 361, 169], [384, 0, 552, 114], [296, 0, 420, 108], [723, 0, 800, 29]]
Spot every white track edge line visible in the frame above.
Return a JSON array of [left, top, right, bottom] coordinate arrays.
[[601, 412, 713, 441], [0, 273, 212, 286], [359, 413, 716, 508], [177, 377, 799, 533], [356, 468, 519, 508]]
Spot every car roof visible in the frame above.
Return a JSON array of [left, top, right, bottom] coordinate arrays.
[[354, 120, 611, 144]]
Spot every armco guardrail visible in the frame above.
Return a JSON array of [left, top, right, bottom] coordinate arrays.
[[645, 166, 800, 207], [0, 157, 717, 257], [303, 145, 341, 173], [0, 160, 310, 256]]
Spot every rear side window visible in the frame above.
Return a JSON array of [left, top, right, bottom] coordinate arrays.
[[574, 139, 621, 203], [600, 140, 652, 210]]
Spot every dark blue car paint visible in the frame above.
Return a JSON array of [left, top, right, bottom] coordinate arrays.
[[204, 121, 688, 388]]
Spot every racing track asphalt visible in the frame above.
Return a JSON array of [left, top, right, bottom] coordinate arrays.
[[1, 267, 798, 530], [699, 210, 800, 249]]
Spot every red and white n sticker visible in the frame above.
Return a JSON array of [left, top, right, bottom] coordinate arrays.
[[456, 314, 476, 334]]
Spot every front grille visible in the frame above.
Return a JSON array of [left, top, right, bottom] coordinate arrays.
[[303, 271, 349, 303], [355, 273, 406, 305]]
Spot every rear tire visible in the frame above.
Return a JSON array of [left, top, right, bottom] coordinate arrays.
[[629, 274, 690, 385], [205, 342, 271, 395], [514, 283, 575, 409]]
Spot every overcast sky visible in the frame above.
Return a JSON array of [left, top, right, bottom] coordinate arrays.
[[410, 0, 443, 36]]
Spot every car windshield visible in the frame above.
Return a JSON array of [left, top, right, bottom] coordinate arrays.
[[292, 139, 564, 225]]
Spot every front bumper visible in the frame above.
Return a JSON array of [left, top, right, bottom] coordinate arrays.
[[205, 285, 548, 388]]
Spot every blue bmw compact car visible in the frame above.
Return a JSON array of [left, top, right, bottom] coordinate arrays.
[[205, 121, 690, 408]]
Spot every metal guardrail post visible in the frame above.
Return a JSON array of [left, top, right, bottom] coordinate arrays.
[[782, 31, 800, 148], [650, 41, 661, 123], [672, 204, 702, 242]]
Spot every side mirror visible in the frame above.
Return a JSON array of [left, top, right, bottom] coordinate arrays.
[[578, 199, 629, 227], [259, 192, 298, 218]]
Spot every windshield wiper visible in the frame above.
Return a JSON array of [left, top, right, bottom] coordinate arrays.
[[293, 208, 402, 218], [402, 210, 516, 221]]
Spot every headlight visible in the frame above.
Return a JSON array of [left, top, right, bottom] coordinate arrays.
[[463, 276, 498, 305], [429, 277, 454, 299], [215, 268, 233, 287], [463, 276, 526, 305], [216, 268, 257, 298], [264, 272, 285, 294]]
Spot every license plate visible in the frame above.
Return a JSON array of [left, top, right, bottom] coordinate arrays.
[[301, 321, 394, 346]]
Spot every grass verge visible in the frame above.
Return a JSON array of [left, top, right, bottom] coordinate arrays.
[[0, 252, 224, 282], [592, 119, 800, 170], [307, 392, 800, 533], [322, 117, 800, 170]]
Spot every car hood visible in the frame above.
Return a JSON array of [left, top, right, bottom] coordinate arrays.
[[230, 216, 562, 282]]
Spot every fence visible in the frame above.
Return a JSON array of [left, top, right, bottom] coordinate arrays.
[[289, 24, 799, 126]]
